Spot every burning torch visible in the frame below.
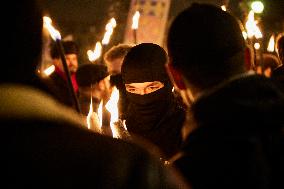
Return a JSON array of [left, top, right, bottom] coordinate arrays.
[[131, 11, 140, 44], [105, 87, 130, 139], [101, 18, 117, 64], [43, 16, 81, 113]]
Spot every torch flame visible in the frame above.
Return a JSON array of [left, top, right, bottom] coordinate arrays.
[[87, 42, 102, 62], [131, 11, 140, 29], [221, 5, 227, 11], [267, 35, 275, 52], [245, 11, 262, 39], [86, 97, 94, 130], [105, 87, 120, 138], [86, 98, 103, 132], [43, 16, 61, 40], [254, 42, 260, 50], [102, 18, 117, 45], [98, 100, 103, 128], [43, 65, 55, 76]]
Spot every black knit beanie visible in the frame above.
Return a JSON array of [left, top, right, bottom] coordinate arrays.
[[50, 41, 78, 59], [121, 43, 170, 84], [76, 63, 109, 87]]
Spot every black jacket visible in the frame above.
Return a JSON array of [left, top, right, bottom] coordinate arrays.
[[41, 71, 78, 110], [173, 74, 284, 189], [127, 97, 186, 160]]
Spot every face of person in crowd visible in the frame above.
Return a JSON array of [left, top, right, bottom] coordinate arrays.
[[125, 81, 164, 95], [53, 53, 78, 74], [65, 54, 78, 73]]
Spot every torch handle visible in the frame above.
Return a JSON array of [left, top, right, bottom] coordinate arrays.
[[133, 29, 137, 44], [56, 40, 81, 113]]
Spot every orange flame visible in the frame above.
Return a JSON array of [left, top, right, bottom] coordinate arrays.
[[102, 18, 117, 45], [221, 5, 226, 11], [131, 11, 140, 30], [267, 35, 275, 52], [43, 65, 55, 76], [43, 16, 61, 40], [87, 42, 102, 62], [245, 11, 262, 39], [98, 100, 103, 128], [86, 98, 103, 132], [105, 87, 120, 138]]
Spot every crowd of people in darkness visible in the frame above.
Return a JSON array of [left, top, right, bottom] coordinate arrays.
[[1, 0, 284, 188]]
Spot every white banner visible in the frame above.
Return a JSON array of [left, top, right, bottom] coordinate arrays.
[[123, 0, 171, 47]]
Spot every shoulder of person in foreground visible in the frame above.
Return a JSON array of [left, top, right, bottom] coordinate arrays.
[[0, 84, 189, 189]]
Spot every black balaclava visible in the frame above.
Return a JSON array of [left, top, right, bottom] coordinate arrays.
[[121, 43, 173, 133]]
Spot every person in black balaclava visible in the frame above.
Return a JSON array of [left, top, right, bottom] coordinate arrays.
[[121, 43, 186, 159]]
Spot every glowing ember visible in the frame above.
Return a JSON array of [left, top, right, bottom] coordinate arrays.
[[43, 16, 61, 40], [131, 11, 140, 30], [267, 35, 275, 52]]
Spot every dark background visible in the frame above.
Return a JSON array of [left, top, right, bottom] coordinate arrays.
[[40, 0, 284, 64]]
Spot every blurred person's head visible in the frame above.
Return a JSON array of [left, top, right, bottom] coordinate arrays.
[[76, 63, 110, 115], [76, 63, 110, 100], [104, 44, 132, 75], [50, 40, 79, 74], [276, 33, 284, 64], [166, 3, 249, 104], [255, 53, 280, 77], [2, 0, 42, 85]]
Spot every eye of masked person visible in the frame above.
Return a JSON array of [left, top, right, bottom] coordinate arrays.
[[125, 81, 164, 95]]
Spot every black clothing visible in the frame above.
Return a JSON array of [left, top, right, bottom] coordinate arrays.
[[272, 65, 284, 92], [76, 63, 109, 87], [0, 84, 188, 189], [121, 43, 185, 159], [41, 71, 78, 109], [173, 74, 284, 189], [126, 92, 186, 159], [122, 43, 169, 84]]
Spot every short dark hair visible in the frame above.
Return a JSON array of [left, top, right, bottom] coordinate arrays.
[[76, 63, 109, 87], [50, 41, 79, 59], [167, 3, 246, 90]]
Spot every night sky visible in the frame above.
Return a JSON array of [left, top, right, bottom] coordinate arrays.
[[40, 0, 284, 63]]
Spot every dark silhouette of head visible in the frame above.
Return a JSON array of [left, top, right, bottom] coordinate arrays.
[[167, 3, 247, 92], [122, 43, 170, 85], [76, 63, 109, 87], [3, 0, 42, 85], [50, 41, 79, 59]]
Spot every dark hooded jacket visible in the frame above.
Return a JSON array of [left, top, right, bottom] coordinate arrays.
[[173, 74, 284, 189]]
